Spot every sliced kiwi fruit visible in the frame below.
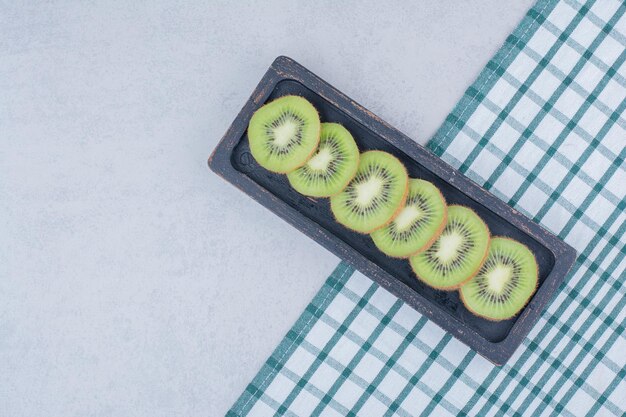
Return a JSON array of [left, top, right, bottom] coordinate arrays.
[[287, 123, 359, 197], [247, 95, 320, 173], [460, 237, 538, 321], [330, 151, 408, 234], [370, 179, 447, 258], [410, 205, 490, 290]]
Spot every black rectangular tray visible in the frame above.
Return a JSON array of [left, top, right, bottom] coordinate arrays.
[[209, 56, 577, 365]]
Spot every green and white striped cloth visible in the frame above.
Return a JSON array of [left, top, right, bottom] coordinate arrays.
[[228, 0, 626, 415]]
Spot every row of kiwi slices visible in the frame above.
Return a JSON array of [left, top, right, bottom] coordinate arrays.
[[247, 95, 538, 321]]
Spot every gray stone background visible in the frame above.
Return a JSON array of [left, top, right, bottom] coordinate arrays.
[[1, 1, 534, 416]]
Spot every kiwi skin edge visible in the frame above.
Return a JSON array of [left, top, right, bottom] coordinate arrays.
[[392, 187, 449, 259], [412, 206, 491, 291], [325, 152, 360, 198], [331, 153, 410, 234], [249, 95, 321, 174], [459, 237, 539, 321], [279, 99, 320, 174], [293, 131, 322, 173], [376, 165, 410, 233]]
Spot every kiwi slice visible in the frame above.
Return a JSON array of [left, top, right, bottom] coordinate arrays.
[[370, 179, 447, 258], [247, 95, 320, 173], [287, 123, 359, 197], [330, 151, 408, 234], [410, 205, 489, 290], [460, 237, 538, 321]]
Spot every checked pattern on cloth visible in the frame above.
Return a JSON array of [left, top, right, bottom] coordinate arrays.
[[228, 0, 626, 415]]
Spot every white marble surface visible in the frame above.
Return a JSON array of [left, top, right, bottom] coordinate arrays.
[[1, 1, 534, 416]]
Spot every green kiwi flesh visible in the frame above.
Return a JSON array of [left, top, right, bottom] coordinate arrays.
[[410, 205, 489, 290], [460, 237, 538, 321], [330, 151, 408, 234], [246, 96, 541, 323], [247, 95, 320, 173], [370, 179, 447, 258], [287, 123, 359, 197]]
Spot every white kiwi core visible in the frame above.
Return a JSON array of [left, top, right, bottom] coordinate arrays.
[[486, 265, 513, 294], [435, 232, 464, 263], [355, 177, 384, 207], [307, 147, 334, 171], [272, 120, 298, 147], [393, 206, 423, 232]]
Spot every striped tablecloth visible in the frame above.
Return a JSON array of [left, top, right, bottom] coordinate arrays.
[[228, 0, 626, 415]]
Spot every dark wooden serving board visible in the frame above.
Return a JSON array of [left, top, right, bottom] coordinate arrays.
[[208, 56, 577, 365]]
